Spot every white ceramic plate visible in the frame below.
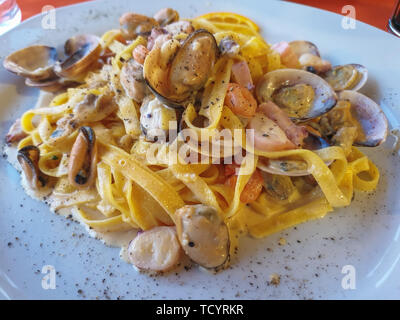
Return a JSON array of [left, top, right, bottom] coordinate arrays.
[[1, 0, 400, 300]]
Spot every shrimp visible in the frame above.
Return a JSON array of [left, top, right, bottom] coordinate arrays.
[[132, 44, 149, 65], [224, 83, 257, 118]]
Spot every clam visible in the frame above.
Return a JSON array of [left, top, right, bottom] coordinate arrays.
[[337, 90, 388, 147], [153, 8, 179, 27], [256, 69, 337, 122], [175, 204, 229, 270], [257, 130, 332, 176], [17, 146, 46, 190], [3, 45, 58, 81], [119, 13, 159, 40], [54, 34, 102, 81], [288, 41, 331, 74], [144, 29, 219, 109], [289, 40, 320, 57], [68, 126, 97, 189], [322, 64, 368, 92]]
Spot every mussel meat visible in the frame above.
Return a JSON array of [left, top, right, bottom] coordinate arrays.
[[68, 126, 97, 188], [144, 29, 219, 109]]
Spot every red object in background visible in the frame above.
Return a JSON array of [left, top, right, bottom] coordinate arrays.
[[17, 0, 395, 32], [289, 0, 395, 31]]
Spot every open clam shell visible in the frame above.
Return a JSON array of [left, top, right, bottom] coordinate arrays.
[[323, 64, 368, 92], [257, 131, 332, 176], [338, 90, 388, 147], [54, 34, 102, 81], [256, 69, 337, 122], [3, 45, 58, 81], [144, 29, 218, 109]]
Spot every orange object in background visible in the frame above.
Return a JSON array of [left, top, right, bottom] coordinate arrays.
[[16, 0, 395, 32]]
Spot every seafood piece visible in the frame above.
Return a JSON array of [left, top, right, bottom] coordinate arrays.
[[175, 205, 229, 270], [17, 146, 45, 190], [258, 101, 308, 147], [289, 41, 320, 57], [47, 115, 79, 147], [256, 69, 337, 121], [218, 36, 240, 58], [257, 125, 331, 176], [74, 93, 117, 122], [231, 60, 254, 91], [140, 96, 177, 141], [120, 59, 148, 103], [3, 45, 58, 81], [119, 13, 158, 40], [147, 27, 172, 51], [289, 41, 332, 74], [54, 34, 102, 80], [144, 29, 218, 109], [261, 171, 295, 200], [128, 226, 182, 272], [298, 53, 332, 74], [164, 21, 194, 36], [247, 112, 297, 152], [6, 118, 27, 144], [132, 44, 149, 65], [336, 90, 388, 147], [68, 126, 97, 189], [153, 8, 179, 27], [271, 41, 300, 69], [323, 64, 368, 92], [225, 83, 257, 118]]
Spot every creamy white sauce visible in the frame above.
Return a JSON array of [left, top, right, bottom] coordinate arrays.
[[5, 91, 139, 266]]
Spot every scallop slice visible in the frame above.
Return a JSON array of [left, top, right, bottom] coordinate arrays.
[[323, 64, 368, 92], [128, 227, 181, 272], [338, 90, 388, 147], [256, 69, 337, 121], [3, 45, 58, 81]]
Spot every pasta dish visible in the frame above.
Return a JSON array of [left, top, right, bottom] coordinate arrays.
[[3, 8, 388, 273]]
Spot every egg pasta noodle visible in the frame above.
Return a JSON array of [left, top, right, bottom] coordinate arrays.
[[6, 10, 382, 270]]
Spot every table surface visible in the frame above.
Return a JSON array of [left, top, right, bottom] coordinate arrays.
[[16, 0, 397, 32]]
